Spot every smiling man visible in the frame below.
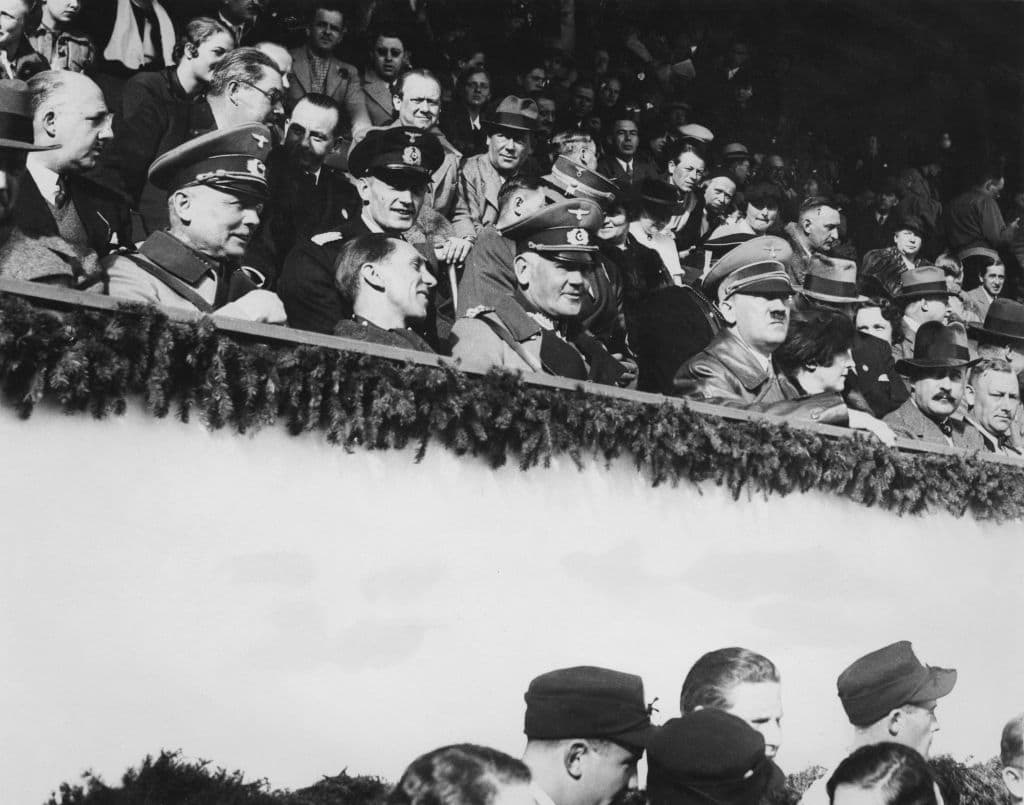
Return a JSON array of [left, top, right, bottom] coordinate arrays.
[[102, 123, 286, 323]]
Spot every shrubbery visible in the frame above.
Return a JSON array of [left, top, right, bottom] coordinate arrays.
[[43, 749, 1008, 805]]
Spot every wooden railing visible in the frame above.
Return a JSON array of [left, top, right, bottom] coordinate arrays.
[[2, 276, 1022, 467]]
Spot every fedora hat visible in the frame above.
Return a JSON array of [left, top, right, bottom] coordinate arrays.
[[895, 321, 977, 374], [802, 257, 869, 304], [485, 95, 539, 134], [893, 266, 948, 302], [0, 80, 58, 151], [636, 177, 684, 214], [968, 298, 1024, 345], [721, 142, 750, 160]]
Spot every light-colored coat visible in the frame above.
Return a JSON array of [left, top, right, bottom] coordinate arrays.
[[882, 397, 984, 449], [452, 154, 505, 240], [287, 48, 370, 139]]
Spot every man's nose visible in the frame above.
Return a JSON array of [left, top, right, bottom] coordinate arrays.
[[242, 207, 261, 227], [420, 266, 437, 287]]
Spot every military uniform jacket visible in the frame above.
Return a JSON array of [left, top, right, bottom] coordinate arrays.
[[882, 398, 984, 450], [335, 316, 435, 353]]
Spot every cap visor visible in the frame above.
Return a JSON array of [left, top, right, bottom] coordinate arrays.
[[0, 138, 59, 151], [910, 667, 957, 703], [734, 277, 795, 296], [803, 289, 870, 304]]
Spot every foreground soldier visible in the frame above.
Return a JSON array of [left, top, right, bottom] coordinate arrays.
[[522, 666, 652, 805], [102, 124, 285, 323]]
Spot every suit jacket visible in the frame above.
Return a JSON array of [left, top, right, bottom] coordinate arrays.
[[440, 105, 487, 158], [287, 48, 369, 139], [670, 192, 705, 253], [335, 315, 435, 353], [962, 286, 996, 324], [361, 69, 395, 127], [452, 154, 507, 240], [596, 153, 658, 190], [883, 398, 984, 450], [850, 209, 897, 255], [847, 331, 910, 419]]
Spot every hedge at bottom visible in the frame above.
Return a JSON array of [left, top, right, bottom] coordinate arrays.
[[1, 293, 1023, 522]]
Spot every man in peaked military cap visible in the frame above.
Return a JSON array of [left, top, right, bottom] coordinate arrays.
[[451, 198, 629, 385], [278, 125, 444, 335], [102, 123, 286, 323], [798, 640, 957, 805], [521, 665, 653, 805]]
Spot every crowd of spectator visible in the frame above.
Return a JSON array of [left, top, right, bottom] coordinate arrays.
[[0, 0, 1022, 455]]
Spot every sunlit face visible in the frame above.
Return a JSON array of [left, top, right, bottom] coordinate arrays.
[[460, 70, 490, 111], [894, 228, 921, 257], [968, 369, 1020, 435], [187, 31, 234, 83], [309, 8, 344, 55], [0, 0, 30, 50], [669, 151, 706, 194], [358, 172, 427, 232], [577, 741, 639, 805], [487, 130, 529, 173], [802, 206, 841, 251], [855, 306, 893, 343], [176, 185, 262, 259], [912, 369, 964, 421], [982, 263, 1006, 297], [232, 67, 285, 125], [726, 682, 784, 759], [599, 78, 621, 107], [898, 700, 940, 757], [42, 0, 81, 25], [704, 176, 736, 212], [285, 99, 339, 172], [611, 121, 638, 158], [726, 292, 791, 354], [598, 211, 628, 243], [516, 252, 590, 319], [746, 200, 779, 233], [394, 74, 441, 130], [378, 239, 436, 322], [50, 80, 115, 170], [372, 35, 406, 80]]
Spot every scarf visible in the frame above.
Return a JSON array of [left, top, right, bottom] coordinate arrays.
[[104, 0, 175, 70]]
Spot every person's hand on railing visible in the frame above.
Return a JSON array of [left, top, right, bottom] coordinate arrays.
[[848, 409, 896, 446], [215, 290, 288, 324], [612, 353, 638, 388]]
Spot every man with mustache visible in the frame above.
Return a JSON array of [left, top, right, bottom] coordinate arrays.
[[0, 70, 128, 286], [963, 359, 1021, 455], [278, 125, 443, 336], [883, 320, 983, 448], [102, 123, 286, 323]]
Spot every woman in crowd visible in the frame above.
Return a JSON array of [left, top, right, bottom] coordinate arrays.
[[390, 744, 534, 805], [827, 743, 938, 805], [711, 181, 783, 237], [855, 300, 896, 345]]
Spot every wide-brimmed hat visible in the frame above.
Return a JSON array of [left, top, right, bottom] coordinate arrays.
[[893, 214, 925, 237], [838, 640, 958, 727], [893, 266, 948, 302], [635, 177, 684, 215], [895, 321, 977, 374], [802, 258, 869, 304], [968, 298, 1024, 345], [721, 142, 750, 161], [484, 95, 539, 134], [0, 80, 58, 151]]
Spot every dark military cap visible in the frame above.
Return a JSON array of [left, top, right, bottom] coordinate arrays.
[[701, 235, 794, 300], [543, 156, 619, 206], [837, 640, 957, 727], [149, 123, 272, 199], [0, 80, 57, 150], [647, 711, 779, 805], [524, 665, 653, 751], [503, 198, 603, 265], [704, 231, 756, 261], [348, 126, 444, 180]]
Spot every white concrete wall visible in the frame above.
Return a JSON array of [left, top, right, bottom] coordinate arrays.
[[1, 402, 1021, 803]]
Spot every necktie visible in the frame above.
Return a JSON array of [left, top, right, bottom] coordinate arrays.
[[626, 162, 633, 180], [938, 420, 953, 437]]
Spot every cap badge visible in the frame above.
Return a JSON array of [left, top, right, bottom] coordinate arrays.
[[405, 131, 422, 144], [568, 206, 589, 223], [246, 158, 266, 177], [567, 228, 589, 246], [250, 132, 268, 149], [402, 146, 422, 166], [765, 242, 781, 259], [574, 166, 584, 178]]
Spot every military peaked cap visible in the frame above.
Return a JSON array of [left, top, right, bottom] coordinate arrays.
[[149, 123, 273, 199], [503, 198, 603, 264], [349, 126, 444, 179]]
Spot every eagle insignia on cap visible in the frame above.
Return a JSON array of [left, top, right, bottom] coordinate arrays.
[[251, 132, 268, 148], [765, 242, 781, 259], [246, 158, 266, 177], [567, 228, 589, 246], [574, 166, 584, 178], [568, 206, 589, 223], [403, 146, 421, 166], [405, 131, 421, 144]]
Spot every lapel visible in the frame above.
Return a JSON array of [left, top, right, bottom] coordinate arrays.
[[362, 72, 393, 116], [13, 172, 58, 237], [894, 399, 948, 442], [66, 175, 114, 249], [290, 47, 310, 94], [480, 157, 502, 214], [324, 56, 345, 98]]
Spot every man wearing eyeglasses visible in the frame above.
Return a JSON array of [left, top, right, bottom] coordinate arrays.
[[201, 47, 286, 132], [0, 70, 130, 287], [362, 25, 410, 127], [278, 125, 444, 337]]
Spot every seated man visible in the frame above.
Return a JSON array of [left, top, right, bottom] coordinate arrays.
[[333, 233, 436, 352], [102, 123, 285, 323], [891, 266, 949, 362], [783, 196, 842, 284], [883, 321, 982, 448], [450, 198, 628, 385], [596, 116, 656, 189], [962, 254, 1005, 324], [1003, 713, 1024, 805], [963, 359, 1021, 455]]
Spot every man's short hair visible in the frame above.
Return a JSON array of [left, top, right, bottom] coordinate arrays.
[[976, 255, 1004, 277], [334, 233, 401, 305], [664, 138, 706, 166], [393, 745, 530, 805], [773, 310, 855, 378], [455, 65, 490, 90], [826, 743, 937, 802], [680, 648, 780, 714], [799, 194, 838, 220], [295, 92, 341, 130], [970, 160, 1004, 189], [570, 79, 595, 95], [1003, 713, 1024, 768], [27, 70, 74, 116], [310, 0, 350, 19], [394, 67, 441, 97], [968, 357, 1015, 388], [208, 47, 279, 97], [497, 175, 539, 212]]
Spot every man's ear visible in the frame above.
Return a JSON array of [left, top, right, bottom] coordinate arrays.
[[563, 741, 588, 780], [41, 109, 57, 139], [513, 253, 532, 287], [169, 189, 192, 223], [886, 708, 904, 738], [227, 79, 242, 106], [356, 177, 371, 205], [801, 216, 813, 236], [360, 261, 385, 291], [718, 294, 737, 325], [964, 383, 976, 409]]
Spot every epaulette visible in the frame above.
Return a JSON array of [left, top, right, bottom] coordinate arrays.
[[311, 231, 344, 246], [464, 305, 495, 318]]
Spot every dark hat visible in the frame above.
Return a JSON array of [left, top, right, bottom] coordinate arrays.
[[896, 321, 977, 374], [893, 214, 925, 237], [802, 257, 869, 304], [636, 177, 684, 214], [679, 123, 714, 144], [701, 235, 795, 299], [504, 198, 603, 265], [893, 266, 948, 303], [485, 95, 540, 134], [837, 640, 957, 727], [149, 123, 272, 199], [664, 98, 692, 112], [524, 665, 653, 751], [544, 155, 618, 205], [705, 231, 756, 261], [646, 711, 779, 805], [0, 80, 58, 151], [349, 126, 444, 180], [968, 298, 1024, 345], [722, 142, 750, 161]]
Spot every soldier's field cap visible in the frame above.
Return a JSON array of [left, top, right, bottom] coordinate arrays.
[[149, 123, 272, 199], [647, 711, 778, 805], [504, 198, 603, 265], [0, 80, 57, 150], [701, 235, 794, 300], [349, 126, 444, 180], [837, 640, 957, 727], [544, 155, 618, 205], [524, 665, 653, 751]]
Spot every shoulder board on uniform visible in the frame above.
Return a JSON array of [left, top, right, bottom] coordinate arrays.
[[311, 231, 344, 246], [464, 305, 496, 319]]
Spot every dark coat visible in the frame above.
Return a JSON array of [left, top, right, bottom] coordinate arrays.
[[335, 315, 435, 353], [671, 193, 706, 253], [849, 209, 897, 256], [440, 105, 487, 158], [846, 332, 910, 419], [595, 153, 659, 190]]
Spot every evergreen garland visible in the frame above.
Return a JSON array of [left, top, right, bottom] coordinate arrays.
[[2, 293, 1023, 522]]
